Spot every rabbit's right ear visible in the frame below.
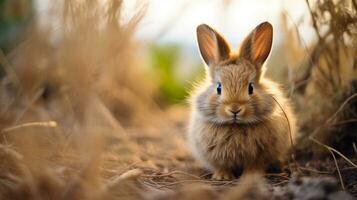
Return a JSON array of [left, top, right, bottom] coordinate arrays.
[[238, 22, 273, 67], [196, 24, 231, 66]]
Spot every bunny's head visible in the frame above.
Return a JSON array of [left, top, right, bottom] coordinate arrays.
[[195, 22, 276, 125]]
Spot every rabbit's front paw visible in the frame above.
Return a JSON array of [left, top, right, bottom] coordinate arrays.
[[212, 169, 234, 180]]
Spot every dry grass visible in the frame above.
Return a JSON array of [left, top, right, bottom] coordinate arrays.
[[281, 0, 357, 155], [0, 0, 185, 199], [0, 0, 356, 199]]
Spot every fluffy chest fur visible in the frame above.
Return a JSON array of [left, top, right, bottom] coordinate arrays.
[[188, 108, 291, 171]]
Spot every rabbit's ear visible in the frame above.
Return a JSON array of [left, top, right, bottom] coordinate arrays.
[[196, 24, 231, 66], [238, 22, 273, 67]]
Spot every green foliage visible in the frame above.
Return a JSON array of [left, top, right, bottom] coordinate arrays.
[[149, 44, 188, 104], [0, 0, 33, 52]]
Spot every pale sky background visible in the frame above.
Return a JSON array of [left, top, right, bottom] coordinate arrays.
[[123, 0, 315, 46], [35, 0, 315, 47], [121, 0, 316, 80], [33, 0, 317, 82]]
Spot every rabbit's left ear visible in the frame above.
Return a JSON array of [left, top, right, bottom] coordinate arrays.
[[238, 22, 273, 67], [196, 24, 231, 66]]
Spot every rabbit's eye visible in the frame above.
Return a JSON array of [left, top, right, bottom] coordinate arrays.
[[248, 82, 254, 95], [216, 82, 222, 95]]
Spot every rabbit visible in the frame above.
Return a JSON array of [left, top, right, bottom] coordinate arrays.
[[188, 22, 297, 180]]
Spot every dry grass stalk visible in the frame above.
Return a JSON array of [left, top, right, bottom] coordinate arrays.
[[1, 121, 57, 133], [284, 0, 357, 156]]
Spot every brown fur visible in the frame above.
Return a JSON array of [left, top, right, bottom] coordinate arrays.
[[188, 22, 297, 180]]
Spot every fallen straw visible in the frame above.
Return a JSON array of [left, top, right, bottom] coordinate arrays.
[[1, 121, 58, 134]]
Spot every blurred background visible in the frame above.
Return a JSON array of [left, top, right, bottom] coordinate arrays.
[[0, 0, 356, 199], [6, 0, 316, 104]]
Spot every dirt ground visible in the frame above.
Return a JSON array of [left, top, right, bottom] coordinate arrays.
[[95, 105, 357, 199]]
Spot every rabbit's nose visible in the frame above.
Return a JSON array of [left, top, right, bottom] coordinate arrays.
[[229, 109, 241, 115], [225, 104, 242, 115]]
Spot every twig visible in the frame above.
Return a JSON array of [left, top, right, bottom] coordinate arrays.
[[0, 49, 21, 88], [117, 161, 142, 175], [328, 119, 357, 127], [271, 96, 302, 174], [13, 88, 45, 125], [309, 93, 357, 139], [107, 169, 143, 188], [326, 93, 357, 124], [272, 180, 289, 186], [271, 97, 294, 147], [340, 167, 357, 171], [95, 98, 126, 132], [265, 173, 290, 179], [306, 0, 322, 41], [140, 179, 169, 190], [328, 149, 345, 190], [281, 10, 317, 96], [310, 137, 357, 168], [292, 0, 335, 94], [298, 166, 334, 174], [142, 170, 201, 180], [156, 179, 236, 189], [200, 172, 214, 179], [309, 137, 348, 190], [1, 121, 58, 134]]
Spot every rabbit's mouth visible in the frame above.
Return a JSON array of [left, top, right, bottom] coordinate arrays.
[[229, 115, 257, 125], [231, 117, 242, 124], [217, 117, 252, 125], [233, 116, 238, 122]]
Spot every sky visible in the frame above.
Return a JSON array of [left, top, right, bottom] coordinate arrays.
[[35, 0, 316, 47], [33, 0, 317, 82], [125, 0, 315, 47]]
